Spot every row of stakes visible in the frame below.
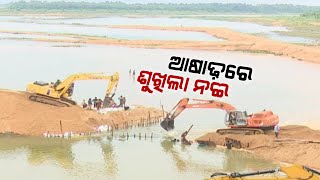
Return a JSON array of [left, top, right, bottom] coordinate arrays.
[[108, 113, 165, 141], [110, 114, 164, 132], [111, 132, 158, 140], [51, 112, 165, 139]]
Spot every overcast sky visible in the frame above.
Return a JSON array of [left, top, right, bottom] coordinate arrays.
[[1, 0, 320, 6]]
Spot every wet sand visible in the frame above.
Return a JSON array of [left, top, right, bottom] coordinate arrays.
[[196, 125, 320, 170]]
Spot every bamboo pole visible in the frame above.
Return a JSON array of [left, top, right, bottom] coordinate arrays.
[[59, 120, 63, 135]]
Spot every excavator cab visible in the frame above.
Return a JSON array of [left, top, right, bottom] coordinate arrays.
[[225, 111, 248, 127], [66, 83, 74, 97], [53, 79, 61, 89]]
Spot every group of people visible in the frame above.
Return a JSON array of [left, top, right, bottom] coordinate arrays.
[[82, 97, 104, 110], [82, 95, 127, 110], [129, 69, 136, 79]]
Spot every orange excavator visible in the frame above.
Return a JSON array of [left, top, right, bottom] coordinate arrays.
[[160, 98, 279, 135]]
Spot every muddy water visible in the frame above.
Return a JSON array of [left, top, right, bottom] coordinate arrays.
[[0, 32, 79, 41], [0, 40, 319, 179], [32, 17, 287, 33], [264, 31, 317, 44], [0, 21, 221, 42], [0, 135, 275, 180]]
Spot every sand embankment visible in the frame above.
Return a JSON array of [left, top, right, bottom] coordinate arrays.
[[1, 25, 320, 64], [196, 125, 320, 169], [111, 25, 320, 64], [0, 90, 162, 136]]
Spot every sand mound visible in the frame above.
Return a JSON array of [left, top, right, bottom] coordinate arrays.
[[110, 25, 320, 64], [3, 26, 320, 65], [279, 125, 320, 140], [197, 126, 320, 169], [0, 90, 162, 136]]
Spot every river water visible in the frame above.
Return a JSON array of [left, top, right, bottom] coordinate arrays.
[[1, 40, 319, 130], [0, 21, 222, 42], [0, 16, 320, 179], [0, 16, 318, 44], [0, 134, 275, 180]]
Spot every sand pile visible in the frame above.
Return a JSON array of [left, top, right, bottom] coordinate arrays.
[[0, 90, 162, 136], [197, 126, 320, 169]]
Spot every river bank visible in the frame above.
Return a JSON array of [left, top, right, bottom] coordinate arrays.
[[195, 15, 320, 39], [196, 125, 320, 170], [111, 25, 320, 64], [1, 24, 319, 64], [0, 90, 163, 136]]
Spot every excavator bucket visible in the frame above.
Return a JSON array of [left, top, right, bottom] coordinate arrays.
[[160, 118, 175, 131], [103, 96, 115, 108]]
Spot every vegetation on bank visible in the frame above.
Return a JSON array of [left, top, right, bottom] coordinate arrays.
[[301, 11, 320, 19], [7, 1, 320, 14], [186, 14, 320, 40], [1, 1, 319, 41]]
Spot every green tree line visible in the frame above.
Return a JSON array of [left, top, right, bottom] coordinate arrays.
[[8, 1, 320, 14], [301, 11, 320, 19]]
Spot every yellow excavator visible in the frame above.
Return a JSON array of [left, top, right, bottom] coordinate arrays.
[[207, 165, 320, 180], [26, 72, 119, 107]]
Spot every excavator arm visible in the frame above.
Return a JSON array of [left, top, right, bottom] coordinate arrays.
[[54, 72, 119, 98], [160, 98, 236, 131], [55, 72, 119, 107], [102, 73, 119, 108], [104, 73, 119, 98]]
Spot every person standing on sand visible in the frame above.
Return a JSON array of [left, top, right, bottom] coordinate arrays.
[[96, 99, 101, 110], [88, 98, 92, 110], [82, 100, 87, 109], [118, 95, 124, 107], [93, 97, 98, 108], [132, 70, 136, 80], [123, 96, 126, 107], [274, 124, 280, 138]]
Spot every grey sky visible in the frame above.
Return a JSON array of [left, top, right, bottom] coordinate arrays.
[[1, 0, 320, 6]]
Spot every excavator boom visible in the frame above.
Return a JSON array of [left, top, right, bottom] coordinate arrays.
[[160, 98, 236, 131], [54, 72, 119, 97], [160, 98, 278, 135]]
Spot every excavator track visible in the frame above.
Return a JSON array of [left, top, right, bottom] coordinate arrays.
[[216, 128, 264, 135], [60, 97, 77, 105], [28, 94, 71, 107]]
